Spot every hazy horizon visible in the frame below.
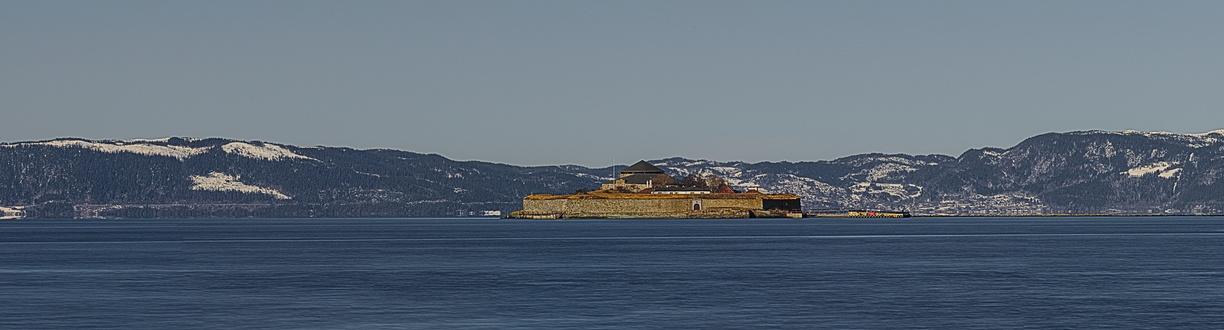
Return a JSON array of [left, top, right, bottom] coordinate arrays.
[[5, 1, 1223, 166]]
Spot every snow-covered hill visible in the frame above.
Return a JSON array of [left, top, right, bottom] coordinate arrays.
[[0, 137, 607, 218], [644, 130, 1224, 214], [3, 129, 1224, 218]]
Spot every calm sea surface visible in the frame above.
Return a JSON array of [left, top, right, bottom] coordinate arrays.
[[3, 217, 1224, 329]]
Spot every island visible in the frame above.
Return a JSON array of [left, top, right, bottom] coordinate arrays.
[[507, 161, 803, 219]]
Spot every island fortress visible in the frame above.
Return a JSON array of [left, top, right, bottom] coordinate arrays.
[[507, 161, 802, 219]]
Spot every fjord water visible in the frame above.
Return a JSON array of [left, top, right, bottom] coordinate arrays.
[[3, 217, 1224, 329]]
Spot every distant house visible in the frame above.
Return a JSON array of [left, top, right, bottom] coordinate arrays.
[[0, 206, 25, 220], [600, 160, 676, 192]]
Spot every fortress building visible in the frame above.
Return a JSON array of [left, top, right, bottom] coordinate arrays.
[[508, 160, 802, 219], [600, 160, 674, 192]]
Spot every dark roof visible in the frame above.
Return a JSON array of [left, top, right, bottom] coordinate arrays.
[[621, 160, 665, 174], [620, 173, 664, 184]]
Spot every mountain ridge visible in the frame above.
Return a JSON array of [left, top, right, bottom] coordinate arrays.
[[3, 129, 1224, 218]]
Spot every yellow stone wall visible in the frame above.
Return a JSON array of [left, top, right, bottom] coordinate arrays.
[[522, 197, 763, 216], [702, 198, 763, 210]]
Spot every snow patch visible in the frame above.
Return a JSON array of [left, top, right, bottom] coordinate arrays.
[[1158, 168, 1182, 179], [189, 172, 291, 199], [861, 163, 917, 181], [122, 137, 204, 143], [355, 171, 383, 178], [840, 156, 938, 167], [575, 173, 613, 181], [1123, 162, 1181, 179], [123, 137, 172, 143], [850, 182, 923, 198], [673, 160, 710, 167], [222, 142, 314, 161], [1185, 129, 1224, 137], [1089, 129, 1221, 138], [707, 166, 739, 175], [1121, 129, 1177, 136], [1094, 130, 1224, 148], [747, 173, 842, 197], [4, 140, 209, 160]]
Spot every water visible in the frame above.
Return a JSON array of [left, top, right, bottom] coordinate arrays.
[[3, 217, 1224, 329]]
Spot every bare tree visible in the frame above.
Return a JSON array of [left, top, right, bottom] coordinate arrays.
[[651, 174, 677, 186], [678, 174, 708, 189], [703, 174, 727, 192]]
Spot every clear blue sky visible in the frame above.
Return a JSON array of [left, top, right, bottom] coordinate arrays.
[[3, 1, 1223, 166]]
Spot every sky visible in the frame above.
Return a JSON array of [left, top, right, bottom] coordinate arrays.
[[3, 1, 1224, 167]]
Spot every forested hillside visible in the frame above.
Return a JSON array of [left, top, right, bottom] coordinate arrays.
[[3, 130, 1224, 218]]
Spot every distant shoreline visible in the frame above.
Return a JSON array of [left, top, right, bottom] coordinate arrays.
[[909, 214, 1224, 218]]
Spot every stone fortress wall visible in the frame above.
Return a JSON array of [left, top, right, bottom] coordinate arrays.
[[508, 160, 802, 219], [522, 197, 763, 217]]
